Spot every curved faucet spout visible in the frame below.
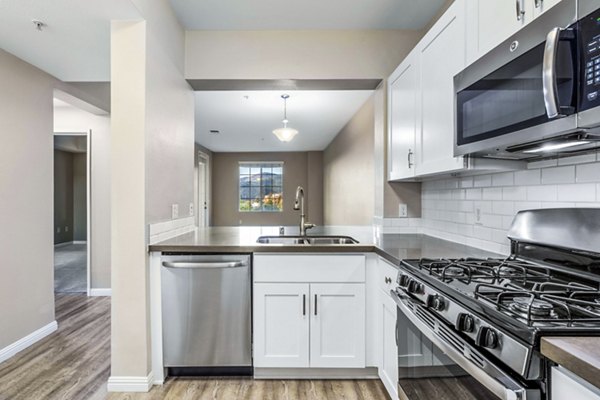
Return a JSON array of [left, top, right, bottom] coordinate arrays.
[[293, 185, 314, 236]]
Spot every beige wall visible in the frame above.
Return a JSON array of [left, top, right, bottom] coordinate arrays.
[[0, 49, 55, 351], [323, 97, 375, 225], [111, 0, 194, 381], [73, 153, 87, 241], [54, 107, 112, 289], [211, 152, 323, 227], [54, 150, 74, 244], [185, 30, 422, 80]]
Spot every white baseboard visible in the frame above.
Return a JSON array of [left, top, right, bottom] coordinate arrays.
[[54, 241, 87, 247], [89, 288, 111, 297], [107, 372, 154, 392], [254, 367, 379, 380], [0, 321, 58, 364], [72, 240, 87, 244]]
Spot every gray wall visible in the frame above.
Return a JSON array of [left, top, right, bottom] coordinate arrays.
[[211, 152, 324, 226], [323, 97, 375, 225], [73, 153, 87, 241], [54, 150, 74, 244]]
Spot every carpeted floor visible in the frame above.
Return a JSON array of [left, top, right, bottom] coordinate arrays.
[[54, 243, 87, 292]]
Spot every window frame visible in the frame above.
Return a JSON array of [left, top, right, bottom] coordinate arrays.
[[238, 161, 284, 213]]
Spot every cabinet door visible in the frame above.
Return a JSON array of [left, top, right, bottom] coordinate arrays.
[[552, 366, 600, 400], [253, 283, 310, 368], [532, 0, 562, 19], [468, 0, 532, 61], [416, 0, 466, 177], [379, 291, 399, 400], [388, 50, 419, 181], [310, 283, 366, 368]]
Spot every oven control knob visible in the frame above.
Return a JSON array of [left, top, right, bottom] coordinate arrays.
[[427, 295, 446, 311], [406, 279, 423, 294], [456, 313, 475, 333], [398, 274, 411, 287], [476, 327, 499, 349]]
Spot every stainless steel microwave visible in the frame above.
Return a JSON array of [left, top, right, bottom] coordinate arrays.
[[454, 0, 600, 159]]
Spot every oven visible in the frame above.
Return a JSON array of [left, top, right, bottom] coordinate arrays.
[[454, 0, 600, 159], [391, 289, 541, 400]]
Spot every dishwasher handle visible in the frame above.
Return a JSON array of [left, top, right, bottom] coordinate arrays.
[[162, 261, 247, 269]]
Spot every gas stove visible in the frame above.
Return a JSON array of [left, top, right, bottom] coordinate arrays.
[[391, 208, 600, 400]]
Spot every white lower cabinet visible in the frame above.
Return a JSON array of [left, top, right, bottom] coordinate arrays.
[[253, 283, 310, 368], [379, 289, 399, 400], [253, 254, 367, 370], [552, 366, 600, 400]]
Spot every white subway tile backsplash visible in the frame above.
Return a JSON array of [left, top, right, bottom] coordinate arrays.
[[482, 187, 503, 200], [473, 175, 491, 187], [492, 172, 514, 187], [541, 166, 575, 184], [556, 183, 596, 202], [420, 160, 600, 257], [502, 186, 527, 201], [558, 153, 597, 166], [514, 169, 541, 185], [527, 185, 558, 201], [576, 163, 600, 183]]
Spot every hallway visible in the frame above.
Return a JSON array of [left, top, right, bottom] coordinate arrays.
[[54, 243, 87, 293]]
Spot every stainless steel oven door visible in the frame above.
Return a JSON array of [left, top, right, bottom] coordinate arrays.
[[391, 290, 541, 400]]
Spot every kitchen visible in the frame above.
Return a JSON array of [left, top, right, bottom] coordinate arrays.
[[2, 0, 600, 399]]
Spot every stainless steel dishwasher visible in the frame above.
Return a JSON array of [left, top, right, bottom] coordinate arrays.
[[161, 254, 252, 375]]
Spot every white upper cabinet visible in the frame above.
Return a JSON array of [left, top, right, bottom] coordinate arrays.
[[532, 0, 563, 19], [416, 0, 467, 177], [388, 50, 419, 180]]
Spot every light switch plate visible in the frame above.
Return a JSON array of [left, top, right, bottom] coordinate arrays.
[[171, 204, 179, 219], [475, 207, 482, 225], [189, 203, 194, 216]]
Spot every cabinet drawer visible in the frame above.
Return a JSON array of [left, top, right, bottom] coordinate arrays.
[[253, 254, 366, 283], [378, 258, 398, 294]]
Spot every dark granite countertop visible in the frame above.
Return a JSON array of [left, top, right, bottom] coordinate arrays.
[[541, 337, 600, 389], [148, 226, 500, 266]]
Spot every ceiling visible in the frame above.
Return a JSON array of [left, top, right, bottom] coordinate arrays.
[[0, 0, 141, 81], [195, 90, 373, 152], [169, 0, 447, 30]]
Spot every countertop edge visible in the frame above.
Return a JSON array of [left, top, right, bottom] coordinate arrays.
[[541, 336, 600, 389]]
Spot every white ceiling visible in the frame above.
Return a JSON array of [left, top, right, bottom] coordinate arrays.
[[0, 0, 141, 81], [169, 0, 447, 30], [195, 91, 373, 152]]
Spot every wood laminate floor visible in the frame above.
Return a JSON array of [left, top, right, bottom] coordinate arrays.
[[0, 294, 389, 400]]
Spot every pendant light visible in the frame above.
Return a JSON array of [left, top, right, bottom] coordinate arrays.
[[272, 94, 299, 142]]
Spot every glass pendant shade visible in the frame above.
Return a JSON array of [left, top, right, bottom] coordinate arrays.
[[273, 94, 298, 142]]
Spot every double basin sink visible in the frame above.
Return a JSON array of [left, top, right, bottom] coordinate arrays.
[[256, 235, 359, 245]]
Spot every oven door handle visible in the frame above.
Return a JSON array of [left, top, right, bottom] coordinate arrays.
[[390, 290, 540, 400]]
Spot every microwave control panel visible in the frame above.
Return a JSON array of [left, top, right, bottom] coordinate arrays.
[[581, 8, 600, 111]]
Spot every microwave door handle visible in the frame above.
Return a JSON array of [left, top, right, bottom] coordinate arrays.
[[542, 27, 562, 119], [390, 290, 537, 400]]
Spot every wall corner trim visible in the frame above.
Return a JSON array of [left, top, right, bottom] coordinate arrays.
[[89, 288, 112, 297], [0, 321, 58, 364], [107, 372, 154, 393]]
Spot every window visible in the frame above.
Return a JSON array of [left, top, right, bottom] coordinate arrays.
[[239, 162, 283, 212]]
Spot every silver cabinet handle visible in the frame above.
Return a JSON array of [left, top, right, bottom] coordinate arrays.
[[390, 290, 539, 400], [543, 27, 562, 119], [303, 294, 306, 316], [162, 261, 246, 269], [407, 149, 413, 169], [516, 0, 525, 21], [534, 0, 542, 8]]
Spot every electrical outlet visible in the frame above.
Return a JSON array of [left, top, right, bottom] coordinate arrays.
[[171, 204, 179, 219], [189, 203, 194, 216], [57, 227, 61, 233], [399, 204, 408, 218], [475, 207, 483, 225], [65, 226, 69, 232]]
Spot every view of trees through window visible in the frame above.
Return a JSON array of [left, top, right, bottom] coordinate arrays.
[[239, 163, 283, 212]]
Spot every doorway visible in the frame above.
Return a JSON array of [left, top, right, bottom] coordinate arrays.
[[53, 132, 91, 294], [197, 151, 210, 227]]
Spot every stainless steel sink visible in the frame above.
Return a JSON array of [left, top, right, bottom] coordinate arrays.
[[256, 235, 359, 245]]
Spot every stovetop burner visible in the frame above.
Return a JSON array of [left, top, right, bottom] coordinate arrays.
[[510, 297, 555, 317]]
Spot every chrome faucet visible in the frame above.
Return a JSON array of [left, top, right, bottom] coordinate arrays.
[[293, 186, 315, 236]]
